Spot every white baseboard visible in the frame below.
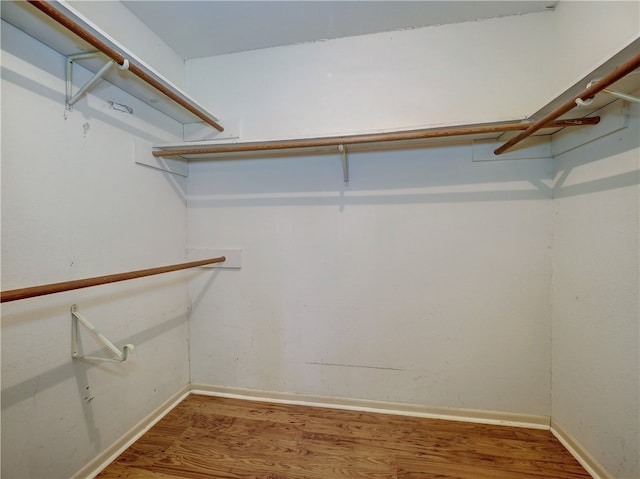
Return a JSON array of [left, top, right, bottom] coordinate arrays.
[[190, 383, 550, 430], [73, 385, 191, 479], [551, 419, 611, 479], [86, 384, 616, 479]]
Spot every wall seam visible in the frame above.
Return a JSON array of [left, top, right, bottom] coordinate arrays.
[[185, 162, 193, 386], [549, 150, 557, 425]]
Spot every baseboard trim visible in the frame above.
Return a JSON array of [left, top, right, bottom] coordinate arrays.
[[80, 383, 570, 479], [74, 384, 191, 479], [550, 419, 611, 479], [190, 383, 550, 430]]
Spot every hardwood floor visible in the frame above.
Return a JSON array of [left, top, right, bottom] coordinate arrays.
[[97, 394, 590, 479]]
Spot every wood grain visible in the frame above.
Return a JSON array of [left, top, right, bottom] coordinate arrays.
[[0, 257, 225, 303], [97, 395, 590, 479]]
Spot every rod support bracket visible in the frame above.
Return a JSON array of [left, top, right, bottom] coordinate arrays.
[[339, 144, 349, 184], [576, 78, 640, 106], [65, 52, 121, 111], [71, 304, 134, 363]]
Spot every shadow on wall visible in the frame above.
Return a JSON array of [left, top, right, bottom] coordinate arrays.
[[187, 146, 556, 210], [553, 102, 640, 199], [0, 66, 176, 148], [554, 167, 639, 199], [0, 270, 202, 410], [1, 18, 182, 143], [1, 308, 187, 459], [0, 272, 191, 328], [185, 101, 639, 209], [1, 309, 188, 411], [2, 19, 189, 201], [190, 267, 222, 312], [1, 67, 188, 202]]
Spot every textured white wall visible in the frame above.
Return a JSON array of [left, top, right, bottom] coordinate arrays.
[[185, 3, 640, 446], [185, 11, 557, 417], [182, 8, 560, 422], [1, 22, 189, 478], [2, 2, 637, 477], [186, 12, 554, 141], [549, 4, 640, 476], [551, 97, 639, 479], [187, 148, 554, 415]]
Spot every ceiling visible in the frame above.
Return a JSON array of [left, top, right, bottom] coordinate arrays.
[[122, 1, 557, 60]]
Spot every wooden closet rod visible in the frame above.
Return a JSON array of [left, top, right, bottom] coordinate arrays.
[[0, 257, 226, 303], [153, 117, 600, 157], [27, 0, 224, 132], [495, 52, 640, 155]]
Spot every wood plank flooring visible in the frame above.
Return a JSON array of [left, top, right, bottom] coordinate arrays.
[[97, 395, 591, 479]]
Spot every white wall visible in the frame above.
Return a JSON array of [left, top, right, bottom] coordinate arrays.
[[551, 1, 640, 100], [185, 12, 556, 416], [132, 1, 640, 473], [187, 149, 553, 415], [2, 2, 637, 477], [549, 3, 640, 477], [185, 6, 640, 470], [551, 97, 639, 479], [1, 22, 189, 478], [186, 12, 553, 141]]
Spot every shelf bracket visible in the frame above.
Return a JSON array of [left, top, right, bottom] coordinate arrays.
[[338, 144, 349, 184], [575, 78, 640, 106], [71, 304, 134, 363], [65, 52, 129, 111]]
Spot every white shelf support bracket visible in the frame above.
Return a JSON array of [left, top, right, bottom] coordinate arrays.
[[65, 53, 129, 110], [339, 144, 349, 184], [71, 304, 134, 363], [576, 79, 640, 106]]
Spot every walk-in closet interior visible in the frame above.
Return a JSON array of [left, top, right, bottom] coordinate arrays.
[[1, 1, 639, 478]]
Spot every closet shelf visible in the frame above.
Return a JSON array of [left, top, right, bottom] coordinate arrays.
[[153, 38, 639, 162], [1, 0, 223, 130], [152, 117, 600, 161], [495, 48, 640, 154], [529, 39, 640, 124]]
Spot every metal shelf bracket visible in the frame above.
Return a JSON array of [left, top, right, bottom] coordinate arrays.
[[339, 144, 349, 184], [71, 304, 134, 363], [575, 78, 640, 106], [65, 52, 129, 111]]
